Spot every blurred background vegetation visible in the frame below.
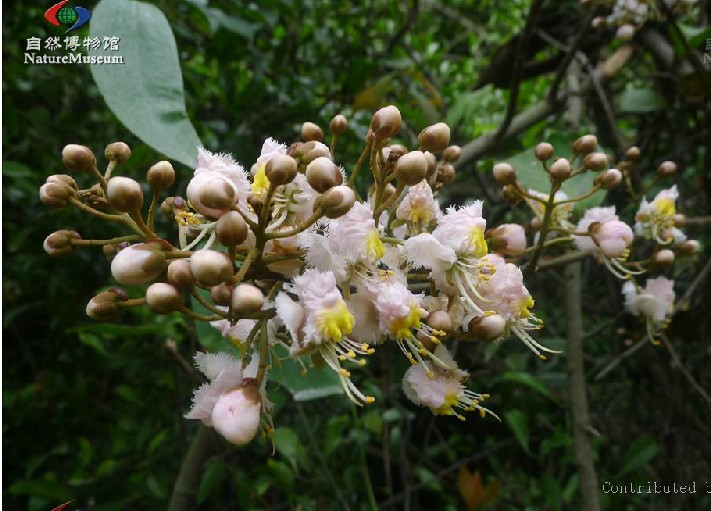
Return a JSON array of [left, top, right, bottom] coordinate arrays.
[[3, 0, 711, 509]]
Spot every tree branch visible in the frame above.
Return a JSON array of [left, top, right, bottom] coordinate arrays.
[[167, 425, 219, 511]]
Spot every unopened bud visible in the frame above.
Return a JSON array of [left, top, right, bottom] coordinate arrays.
[[104, 142, 131, 164], [190, 250, 234, 286], [599, 168, 622, 190], [147, 161, 176, 190], [530, 217, 542, 231], [86, 289, 126, 321], [418, 123, 450, 153], [216, 211, 249, 247], [443, 145, 461, 163], [146, 283, 183, 314], [625, 146, 641, 161], [40, 182, 72, 208], [469, 314, 507, 342], [493, 162, 516, 185], [167, 259, 195, 288], [426, 310, 452, 334], [107, 176, 144, 212], [305, 157, 343, 193], [436, 163, 456, 184], [370, 105, 401, 140], [502, 185, 522, 205], [673, 214, 685, 227], [573, 134, 598, 155], [424, 151, 437, 178], [265, 154, 298, 186], [211, 283, 233, 306], [302, 122, 324, 142], [62, 144, 96, 173], [657, 161, 677, 177], [211, 385, 261, 445], [488, 224, 527, 257], [43, 230, 80, 257], [678, 239, 700, 256], [111, 244, 167, 285], [535, 142, 554, 161], [650, 249, 675, 267], [160, 196, 185, 216], [583, 152, 608, 171], [319, 185, 356, 219], [395, 151, 428, 185], [47, 174, 77, 190], [550, 158, 572, 181], [199, 180, 236, 211], [231, 284, 264, 315], [616, 24, 635, 41], [330, 114, 348, 135]]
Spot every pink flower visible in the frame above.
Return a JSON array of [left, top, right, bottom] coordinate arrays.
[[574, 206, 633, 258], [596, 220, 634, 258], [185, 352, 245, 427], [623, 277, 675, 324]]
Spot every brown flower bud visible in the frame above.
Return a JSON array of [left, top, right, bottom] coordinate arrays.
[[301, 122, 324, 142], [111, 243, 167, 285], [265, 154, 298, 186], [147, 161, 176, 190], [107, 176, 144, 212], [306, 157, 343, 193], [231, 284, 265, 315], [43, 230, 80, 257], [625, 146, 641, 161], [199, 180, 236, 211], [493, 162, 516, 185], [502, 185, 522, 205], [160, 196, 185, 216], [583, 152, 608, 171], [599, 168, 622, 190], [427, 310, 452, 334], [436, 163, 456, 184], [678, 239, 700, 256], [86, 290, 125, 321], [190, 250, 234, 286], [573, 134, 598, 155], [39, 182, 72, 208], [469, 314, 506, 342], [417, 122, 450, 153], [534, 142, 554, 161], [146, 283, 183, 314], [394, 150, 428, 185], [650, 249, 675, 268], [424, 151, 437, 178], [211, 283, 234, 306], [657, 161, 677, 177], [247, 194, 264, 217], [616, 24, 635, 41], [387, 144, 409, 159], [319, 185, 356, 219], [442, 145, 461, 163], [216, 211, 249, 247], [530, 217, 542, 231], [62, 144, 97, 173], [673, 214, 685, 227], [550, 158, 572, 181], [370, 105, 401, 140], [330, 114, 348, 135], [47, 174, 77, 190], [167, 259, 195, 288], [104, 142, 131, 164]]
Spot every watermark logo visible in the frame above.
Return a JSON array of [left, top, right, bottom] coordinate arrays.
[[45, 1, 92, 33]]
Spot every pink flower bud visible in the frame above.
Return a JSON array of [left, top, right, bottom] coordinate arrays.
[[211, 386, 262, 445], [110, 243, 166, 285], [489, 224, 527, 257], [595, 220, 633, 258]]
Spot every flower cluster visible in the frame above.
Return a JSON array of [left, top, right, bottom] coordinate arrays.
[[40, 108, 698, 446], [588, 0, 697, 40]]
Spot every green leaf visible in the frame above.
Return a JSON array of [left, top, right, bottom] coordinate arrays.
[[198, 459, 227, 504], [269, 346, 344, 401], [504, 409, 530, 454], [619, 435, 659, 475], [8, 480, 73, 501], [273, 427, 300, 470], [89, 0, 201, 167], [502, 371, 555, 402], [618, 88, 665, 114]]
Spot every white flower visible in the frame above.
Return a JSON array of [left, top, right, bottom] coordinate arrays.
[[574, 206, 634, 259], [402, 345, 495, 420], [432, 202, 487, 257], [396, 181, 438, 233], [187, 148, 251, 218], [251, 137, 288, 197], [635, 186, 679, 244], [623, 277, 675, 325], [185, 352, 245, 426]]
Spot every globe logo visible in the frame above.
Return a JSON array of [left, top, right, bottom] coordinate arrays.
[[44, 0, 92, 33]]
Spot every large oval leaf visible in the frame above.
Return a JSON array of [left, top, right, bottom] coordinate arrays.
[[89, 0, 201, 167]]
